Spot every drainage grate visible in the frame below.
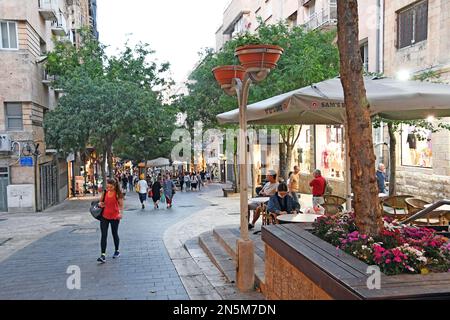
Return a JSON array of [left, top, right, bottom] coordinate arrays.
[[0, 238, 12, 246], [226, 212, 241, 216], [70, 228, 98, 234], [62, 224, 78, 227], [0, 219, 7, 223], [210, 204, 219, 207]]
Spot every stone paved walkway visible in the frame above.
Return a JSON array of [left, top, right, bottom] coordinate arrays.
[[0, 186, 212, 300]]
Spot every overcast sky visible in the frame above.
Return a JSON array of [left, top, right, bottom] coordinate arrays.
[[97, 0, 231, 84]]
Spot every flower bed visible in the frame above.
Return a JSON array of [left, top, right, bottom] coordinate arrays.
[[312, 212, 450, 276]]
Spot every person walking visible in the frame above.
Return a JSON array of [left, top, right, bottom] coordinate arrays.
[[127, 173, 133, 192], [97, 178, 124, 263], [136, 174, 148, 209], [197, 172, 203, 191], [376, 163, 388, 194], [190, 172, 198, 191], [151, 177, 162, 209], [163, 174, 176, 209], [309, 169, 327, 208], [288, 166, 301, 205], [121, 173, 128, 193], [183, 172, 190, 191], [178, 172, 184, 192]]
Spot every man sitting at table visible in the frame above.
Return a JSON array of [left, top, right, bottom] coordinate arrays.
[[248, 170, 279, 230], [267, 183, 301, 224]]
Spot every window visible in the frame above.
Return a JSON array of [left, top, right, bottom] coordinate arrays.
[[5, 103, 23, 131], [401, 124, 432, 168], [397, 0, 428, 49], [0, 21, 18, 49], [315, 125, 345, 180], [360, 41, 369, 72]]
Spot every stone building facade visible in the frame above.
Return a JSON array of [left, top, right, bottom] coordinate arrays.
[[0, 0, 96, 212], [383, 0, 450, 201]]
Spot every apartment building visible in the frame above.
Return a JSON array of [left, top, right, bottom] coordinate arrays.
[[0, 0, 96, 212]]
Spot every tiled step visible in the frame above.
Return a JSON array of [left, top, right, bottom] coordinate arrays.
[[212, 228, 266, 293], [198, 232, 236, 284]]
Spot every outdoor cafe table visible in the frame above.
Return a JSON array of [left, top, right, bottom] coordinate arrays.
[[249, 197, 271, 204], [276, 213, 323, 224]]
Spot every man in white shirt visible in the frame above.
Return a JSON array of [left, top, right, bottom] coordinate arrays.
[[137, 174, 148, 209], [248, 170, 279, 229]]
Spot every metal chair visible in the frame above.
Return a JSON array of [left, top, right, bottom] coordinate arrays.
[[405, 198, 446, 226], [323, 195, 346, 215], [382, 195, 413, 220], [323, 195, 346, 205]]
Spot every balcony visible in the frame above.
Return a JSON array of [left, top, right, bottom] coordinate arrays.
[[42, 69, 55, 86], [51, 12, 68, 36], [38, 0, 58, 21], [303, 4, 337, 31]]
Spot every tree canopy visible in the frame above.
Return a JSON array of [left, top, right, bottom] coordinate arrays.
[[44, 30, 176, 180]]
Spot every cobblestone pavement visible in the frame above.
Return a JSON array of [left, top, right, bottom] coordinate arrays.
[[0, 186, 214, 300], [164, 184, 264, 300]]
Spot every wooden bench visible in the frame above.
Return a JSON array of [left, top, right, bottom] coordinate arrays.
[[222, 188, 236, 197]]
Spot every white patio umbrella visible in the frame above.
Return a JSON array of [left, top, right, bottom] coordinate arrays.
[[146, 157, 170, 167], [217, 76, 450, 125], [217, 76, 450, 209]]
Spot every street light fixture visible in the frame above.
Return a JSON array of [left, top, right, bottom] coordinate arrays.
[[212, 44, 283, 292]]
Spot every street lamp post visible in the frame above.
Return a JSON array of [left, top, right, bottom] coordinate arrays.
[[213, 45, 283, 292]]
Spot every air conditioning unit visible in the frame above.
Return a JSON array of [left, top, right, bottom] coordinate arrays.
[[0, 134, 12, 152]]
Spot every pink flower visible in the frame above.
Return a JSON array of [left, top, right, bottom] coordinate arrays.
[[385, 259, 391, 264]]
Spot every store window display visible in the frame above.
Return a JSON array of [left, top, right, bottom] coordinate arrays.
[[296, 128, 312, 174], [401, 125, 432, 167], [315, 125, 345, 180]]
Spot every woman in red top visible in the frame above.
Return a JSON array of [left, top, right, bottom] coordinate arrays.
[[97, 178, 124, 264]]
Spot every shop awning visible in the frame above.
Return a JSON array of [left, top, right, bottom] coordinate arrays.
[[217, 76, 450, 125]]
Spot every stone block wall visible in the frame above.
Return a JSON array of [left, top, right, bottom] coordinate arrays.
[[264, 245, 333, 300]]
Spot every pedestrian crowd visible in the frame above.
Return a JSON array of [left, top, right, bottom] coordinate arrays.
[[93, 166, 217, 264]]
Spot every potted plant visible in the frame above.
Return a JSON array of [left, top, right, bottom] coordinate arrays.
[[212, 65, 245, 87], [235, 44, 284, 71]]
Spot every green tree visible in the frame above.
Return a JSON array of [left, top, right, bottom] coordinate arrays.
[[177, 20, 339, 182], [44, 31, 174, 187]]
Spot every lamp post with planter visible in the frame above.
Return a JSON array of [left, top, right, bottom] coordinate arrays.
[[212, 44, 283, 292]]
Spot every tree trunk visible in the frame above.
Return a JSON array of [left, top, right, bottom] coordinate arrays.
[[337, 0, 382, 235], [388, 123, 397, 196], [279, 143, 287, 181], [107, 147, 114, 179], [286, 144, 294, 179], [101, 149, 107, 190], [233, 150, 238, 193]]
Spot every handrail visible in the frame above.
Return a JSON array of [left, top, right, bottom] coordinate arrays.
[[401, 199, 450, 224]]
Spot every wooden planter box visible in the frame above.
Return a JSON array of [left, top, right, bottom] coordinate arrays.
[[261, 224, 450, 300]]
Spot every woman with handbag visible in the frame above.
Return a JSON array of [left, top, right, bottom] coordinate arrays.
[[97, 178, 124, 264], [162, 174, 176, 209], [151, 177, 162, 209]]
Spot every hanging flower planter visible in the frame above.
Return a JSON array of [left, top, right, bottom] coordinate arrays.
[[235, 44, 284, 71], [212, 65, 245, 86]]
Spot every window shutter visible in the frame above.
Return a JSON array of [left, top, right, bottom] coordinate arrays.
[[415, 1, 428, 43], [398, 8, 414, 48]]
